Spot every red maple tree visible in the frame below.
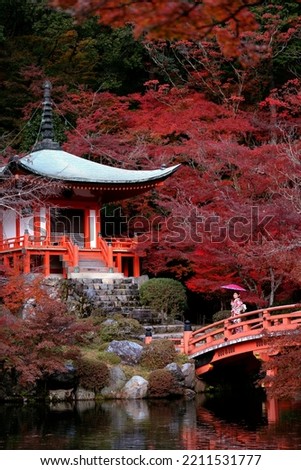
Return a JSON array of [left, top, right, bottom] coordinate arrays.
[[0, 277, 92, 389]]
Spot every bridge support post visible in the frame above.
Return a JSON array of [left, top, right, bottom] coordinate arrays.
[[262, 310, 271, 329], [144, 327, 153, 345], [224, 319, 231, 340], [266, 397, 279, 423], [183, 320, 192, 354]]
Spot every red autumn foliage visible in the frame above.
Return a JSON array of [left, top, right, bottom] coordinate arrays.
[[30, 73, 300, 307], [0, 278, 93, 387], [259, 329, 301, 400], [13, 1, 301, 311], [49, 0, 261, 56]]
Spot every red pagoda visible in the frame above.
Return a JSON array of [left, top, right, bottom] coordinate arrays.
[[0, 81, 180, 279]]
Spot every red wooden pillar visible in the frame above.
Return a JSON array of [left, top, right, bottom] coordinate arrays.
[[44, 252, 50, 277], [116, 253, 122, 273], [224, 318, 232, 340], [73, 243, 79, 268], [23, 231, 30, 273], [263, 310, 271, 329], [16, 214, 20, 240], [133, 254, 140, 277], [23, 252, 30, 274], [107, 241, 114, 272], [34, 211, 40, 242]]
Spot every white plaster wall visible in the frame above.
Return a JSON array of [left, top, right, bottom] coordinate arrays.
[[89, 209, 96, 248], [40, 207, 47, 237], [2, 210, 16, 239], [20, 214, 33, 236]]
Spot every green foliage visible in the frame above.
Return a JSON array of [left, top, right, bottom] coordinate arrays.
[[140, 339, 176, 369], [19, 111, 67, 153], [147, 369, 177, 398], [99, 314, 143, 342], [0, 0, 147, 148], [75, 358, 110, 392], [139, 278, 188, 323], [212, 310, 231, 323], [175, 353, 192, 366], [97, 350, 121, 365], [92, 24, 148, 94]]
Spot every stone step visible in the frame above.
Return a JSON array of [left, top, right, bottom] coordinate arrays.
[[83, 288, 138, 295], [93, 300, 140, 307], [80, 267, 112, 272], [75, 278, 136, 285], [149, 324, 184, 334], [79, 260, 107, 267], [69, 272, 122, 279]]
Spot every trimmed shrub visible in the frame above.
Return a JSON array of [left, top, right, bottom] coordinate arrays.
[[212, 310, 231, 323], [140, 339, 176, 369], [139, 278, 188, 323], [99, 314, 143, 342], [75, 358, 109, 392], [147, 369, 177, 398]]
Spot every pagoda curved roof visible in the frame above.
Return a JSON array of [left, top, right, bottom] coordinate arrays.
[[18, 148, 180, 184]]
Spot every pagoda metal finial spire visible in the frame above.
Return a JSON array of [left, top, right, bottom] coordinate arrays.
[[32, 80, 60, 151]]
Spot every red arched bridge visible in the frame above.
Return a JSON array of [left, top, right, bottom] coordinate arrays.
[[166, 304, 301, 377]]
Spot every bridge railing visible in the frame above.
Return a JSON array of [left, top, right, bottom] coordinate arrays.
[[188, 304, 301, 355]]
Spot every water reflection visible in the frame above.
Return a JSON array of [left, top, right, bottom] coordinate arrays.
[[0, 395, 301, 450]]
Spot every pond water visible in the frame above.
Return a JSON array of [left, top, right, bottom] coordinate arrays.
[[1, 393, 301, 450]]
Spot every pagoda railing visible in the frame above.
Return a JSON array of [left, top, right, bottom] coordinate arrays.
[[0, 236, 27, 250], [0, 234, 138, 252], [105, 236, 138, 251], [61, 235, 79, 268], [0, 234, 139, 274], [98, 236, 113, 271]]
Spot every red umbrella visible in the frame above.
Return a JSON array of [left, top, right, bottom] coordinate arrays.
[[221, 284, 247, 291]]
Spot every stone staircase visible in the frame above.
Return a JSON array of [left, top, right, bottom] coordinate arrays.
[[44, 276, 185, 328], [78, 258, 111, 273], [68, 253, 121, 279], [65, 276, 155, 319]]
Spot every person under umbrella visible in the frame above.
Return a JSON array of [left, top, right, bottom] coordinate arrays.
[[230, 292, 246, 332]]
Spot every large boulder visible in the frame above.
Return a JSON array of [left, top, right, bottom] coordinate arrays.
[[120, 376, 148, 399], [181, 362, 196, 389], [107, 340, 143, 364], [49, 389, 75, 402], [100, 366, 127, 398], [165, 362, 185, 386]]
